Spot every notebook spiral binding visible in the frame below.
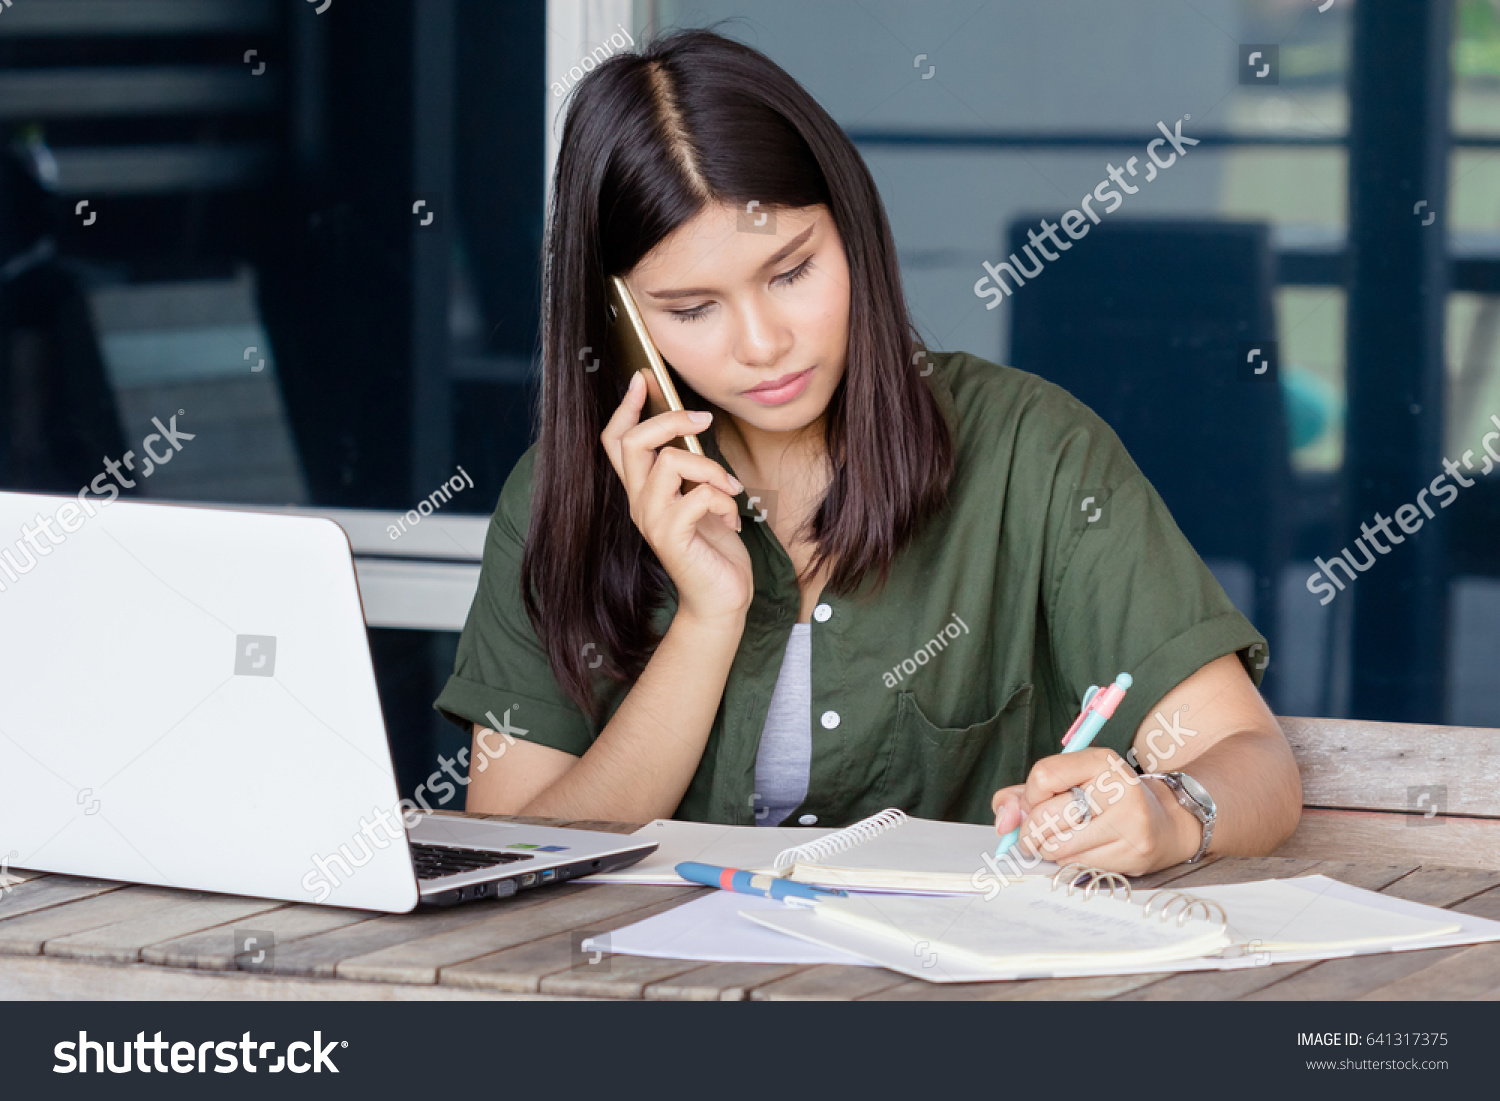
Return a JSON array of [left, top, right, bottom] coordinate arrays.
[[771, 808, 910, 873], [1051, 863, 1132, 901], [1051, 863, 1228, 935]]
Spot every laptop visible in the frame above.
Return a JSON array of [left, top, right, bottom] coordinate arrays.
[[0, 490, 655, 912]]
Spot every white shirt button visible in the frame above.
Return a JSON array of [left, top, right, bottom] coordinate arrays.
[[813, 602, 832, 622], [798, 814, 819, 826], [820, 710, 840, 729]]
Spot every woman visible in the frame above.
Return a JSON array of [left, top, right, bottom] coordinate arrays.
[[435, 27, 1301, 874]]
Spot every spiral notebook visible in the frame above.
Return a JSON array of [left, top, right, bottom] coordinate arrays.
[[583, 808, 1056, 893], [744, 868, 1482, 982]]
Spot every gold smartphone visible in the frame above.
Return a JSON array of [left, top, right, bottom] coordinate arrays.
[[606, 277, 705, 465], [605, 275, 706, 462]]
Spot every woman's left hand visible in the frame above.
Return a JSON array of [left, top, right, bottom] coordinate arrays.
[[989, 747, 1197, 875]]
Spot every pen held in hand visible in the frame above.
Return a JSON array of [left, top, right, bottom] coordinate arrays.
[[994, 672, 1133, 858]]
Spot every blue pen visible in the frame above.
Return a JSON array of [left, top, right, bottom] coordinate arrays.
[[675, 861, 848, 902], [994, 672, 1133, 857]]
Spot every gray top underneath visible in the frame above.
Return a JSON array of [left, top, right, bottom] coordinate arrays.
[[752, 622, 812, 826]]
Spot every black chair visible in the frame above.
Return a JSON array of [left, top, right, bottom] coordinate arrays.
[[1006, 217, 1293, 694]]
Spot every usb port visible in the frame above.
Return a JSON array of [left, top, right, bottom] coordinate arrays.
[[541, 869, 556, 882]]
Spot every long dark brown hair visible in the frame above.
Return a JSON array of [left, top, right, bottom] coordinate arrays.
[[524, 26, 953, 723]]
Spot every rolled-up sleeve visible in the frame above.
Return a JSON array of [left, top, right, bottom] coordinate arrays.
[[432, 448, 596, 758], [1033, 390, 1268, 761]]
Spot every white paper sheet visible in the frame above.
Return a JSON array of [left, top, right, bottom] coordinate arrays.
[[579, 815, 1056, 891], [743, 874, 1500, 983], [582, 890, 874, 965], [581, 820, 832, 884]]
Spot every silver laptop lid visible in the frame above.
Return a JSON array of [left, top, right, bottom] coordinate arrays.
[[0, 491, 420, 913]]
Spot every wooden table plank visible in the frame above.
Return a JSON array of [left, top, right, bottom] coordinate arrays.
[[643, 962, 809, 1001], [1274, 809, 1500, 870], [261, 890, 586, 980], [0, 885, 214, 956], [1362, 865, 1500, 906], [749, 963, 909, 1000], [439, 932, 608, 995], [1244, 945, 1465, 1000], [539, 892, 756, 998], [0, 954, 556, 1000], [1280, 717, 1500, 816], [0, 875, 125, 924], [1128, 855, 1226, 889], [43, 894, 290, 964], [0, 866, 48, 886], [215, 818, 646, 981], [339, 884, 699, 985], [11, 810, 1499, 1001], [438, 890, 702, 995], [1145, 855, 1326, 887], [1337, 886, 1500, 1001], [143, 905, 376, 970], [1243, 868, 1500, 1000], [1356, 942, 1500, 1000], [541, 950, 705, 999]]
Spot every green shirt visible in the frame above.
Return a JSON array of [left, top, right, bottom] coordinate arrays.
[[434, 349, 1267, 827]]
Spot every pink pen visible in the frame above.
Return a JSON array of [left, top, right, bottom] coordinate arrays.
[[1060, 673, 1133, 751], [996, 672, 1133, 858]]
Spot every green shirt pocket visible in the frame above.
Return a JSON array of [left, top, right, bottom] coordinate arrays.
[[877, 682, 1034, 822]]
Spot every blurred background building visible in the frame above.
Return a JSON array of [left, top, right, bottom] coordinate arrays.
[[1, 0, 1495, 805]]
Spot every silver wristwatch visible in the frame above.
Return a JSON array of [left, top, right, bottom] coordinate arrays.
[[1139, 771, 1216, 864]]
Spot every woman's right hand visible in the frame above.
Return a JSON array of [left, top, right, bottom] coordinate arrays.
[[601, 371, 755, 624]]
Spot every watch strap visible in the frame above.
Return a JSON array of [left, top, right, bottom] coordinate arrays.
[[1140, 771, 1215, 864]]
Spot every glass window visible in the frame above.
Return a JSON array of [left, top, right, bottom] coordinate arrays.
[[1453, 0, 1500, 136], [1448, 293, 1500, 464], [1279, 286, 1345, 472]]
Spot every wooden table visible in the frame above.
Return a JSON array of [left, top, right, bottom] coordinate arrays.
[[4, 814, 1500, 1001]]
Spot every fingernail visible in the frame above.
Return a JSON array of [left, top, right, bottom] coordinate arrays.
[[728, 474, 743, 492], [628, 372, 643, 392], [689, 410, 712, 424], [996, 799, 1021, 832]]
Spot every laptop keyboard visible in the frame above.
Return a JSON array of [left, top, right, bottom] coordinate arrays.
[[410, 842, 533, 881]]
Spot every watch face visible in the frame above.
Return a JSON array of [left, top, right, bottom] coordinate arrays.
[[1177, 773, 1214, 813]]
